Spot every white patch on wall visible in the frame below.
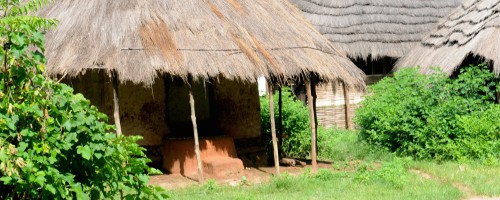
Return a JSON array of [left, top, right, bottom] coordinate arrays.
[[257, 76, 267, 96]]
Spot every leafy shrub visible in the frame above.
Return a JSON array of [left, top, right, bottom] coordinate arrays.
[[260, 88, 386, 161], [260, 87, 311, 158], [260, 87, 389, 161], [0, 1, 167, 199], [356, 65, 500, 161], [316, 128, 391, 161]]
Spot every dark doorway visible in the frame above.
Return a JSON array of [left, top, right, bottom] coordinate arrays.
[[164, 78, 219, 138]]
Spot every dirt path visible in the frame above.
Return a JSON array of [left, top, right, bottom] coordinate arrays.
[[409, 169, 499, 200], [149, 162, 332, 190]]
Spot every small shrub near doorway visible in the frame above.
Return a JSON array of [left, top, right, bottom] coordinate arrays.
[[260, 87, 368, 160]]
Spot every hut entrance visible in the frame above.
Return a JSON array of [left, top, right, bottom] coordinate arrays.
[[352, 56, 396, 85], [453, 54, 494, 78], [165, 79, 219, 138], [162, 79, 244, 177]]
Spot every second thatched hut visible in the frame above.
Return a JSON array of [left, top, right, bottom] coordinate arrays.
[[289, 0, 461, 128], [397, 0, 500, 77]]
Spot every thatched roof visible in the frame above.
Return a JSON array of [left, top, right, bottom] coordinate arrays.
[[38, 0, 365, 87], [288, 0, 461, 60], [396, 0, 500, 77]]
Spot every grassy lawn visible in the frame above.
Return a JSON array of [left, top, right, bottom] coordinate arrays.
[[168, 130, 499, 200], [411, 161, 500, 197], [170, 170, 462, 200]]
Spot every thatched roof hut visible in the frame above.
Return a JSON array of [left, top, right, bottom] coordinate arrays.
[[40, 0, 365, 87], [288, 0, 461, 60], [396, 0, 500, 76]]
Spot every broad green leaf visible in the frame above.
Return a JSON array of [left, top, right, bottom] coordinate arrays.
[[0, 176, 13, 184], [77, 145, 92, 160], [35, 174, 46, 186], [71, 184, 89, 200], [46, 184, 56, 194]]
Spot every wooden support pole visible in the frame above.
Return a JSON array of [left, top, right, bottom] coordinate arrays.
[[111, 70, 122, 136], [496, 92, 500, 104], [343, 82, 352, 130], [278, 87, 283, 156], [2, 48, 9, 90], [268, 83, 280, 175], [382, 57, 388, 76], [305, 81, 317, 173], [189, 85, 204, 182], [312, 79, 318, 152]]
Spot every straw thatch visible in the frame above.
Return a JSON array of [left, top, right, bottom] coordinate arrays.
[[396, 0, 500, 76], [288, 0, 461, 60], [38, 0, 365, 88]]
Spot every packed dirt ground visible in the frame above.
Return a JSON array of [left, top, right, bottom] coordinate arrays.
[[149, 162, 332, 190]]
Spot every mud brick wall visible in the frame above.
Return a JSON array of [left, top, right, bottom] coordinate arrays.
[[64, 70, 168, 146], [214, 78, 262, 139], [64, 73, 262, 145]]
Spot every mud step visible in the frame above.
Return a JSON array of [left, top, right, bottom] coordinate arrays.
[[203, 156, 244, 176]]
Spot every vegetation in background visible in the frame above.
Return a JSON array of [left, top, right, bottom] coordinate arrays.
[[260, 87, 370, 160], [356, 65, 500, 161], [260, 87, 312, 158], [316, 128, 390, 161], [0, 1, 167, 199]]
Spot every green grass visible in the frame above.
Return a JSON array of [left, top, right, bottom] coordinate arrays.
[[170, 169, 462, 200], [167, 129, 499, 200], [411, 161, 500, 197]]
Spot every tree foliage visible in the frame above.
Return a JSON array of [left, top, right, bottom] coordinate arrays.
[[0, 1, 168, 199]]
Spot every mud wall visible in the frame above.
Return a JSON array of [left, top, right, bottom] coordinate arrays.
[[214, 78, 261, 139], [64, 70, 168, 146], [64, 72, 262, 145]]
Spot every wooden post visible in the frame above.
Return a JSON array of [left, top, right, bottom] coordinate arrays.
[[312, 78, 318, 153], [2, 47, 8, 75], [189, 84, 204, 182], [278, 87, 283, 156], [496, 92, 500, 104], [343, 82, 352, 130], [382, 57, 388, 76], [268, 83, 280, 175], [111, 70, 122, 136], [2, 48, 8, 90], [305, 81, 317, 173], [371, 59, 375, 74]]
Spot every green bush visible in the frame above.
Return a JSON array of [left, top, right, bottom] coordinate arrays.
[[355, 65, 500, 161], [259, 87, 364, 160], [260, 87, 312, 158], [0, 1, 167, 199], [316, 128, 391, 162]]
